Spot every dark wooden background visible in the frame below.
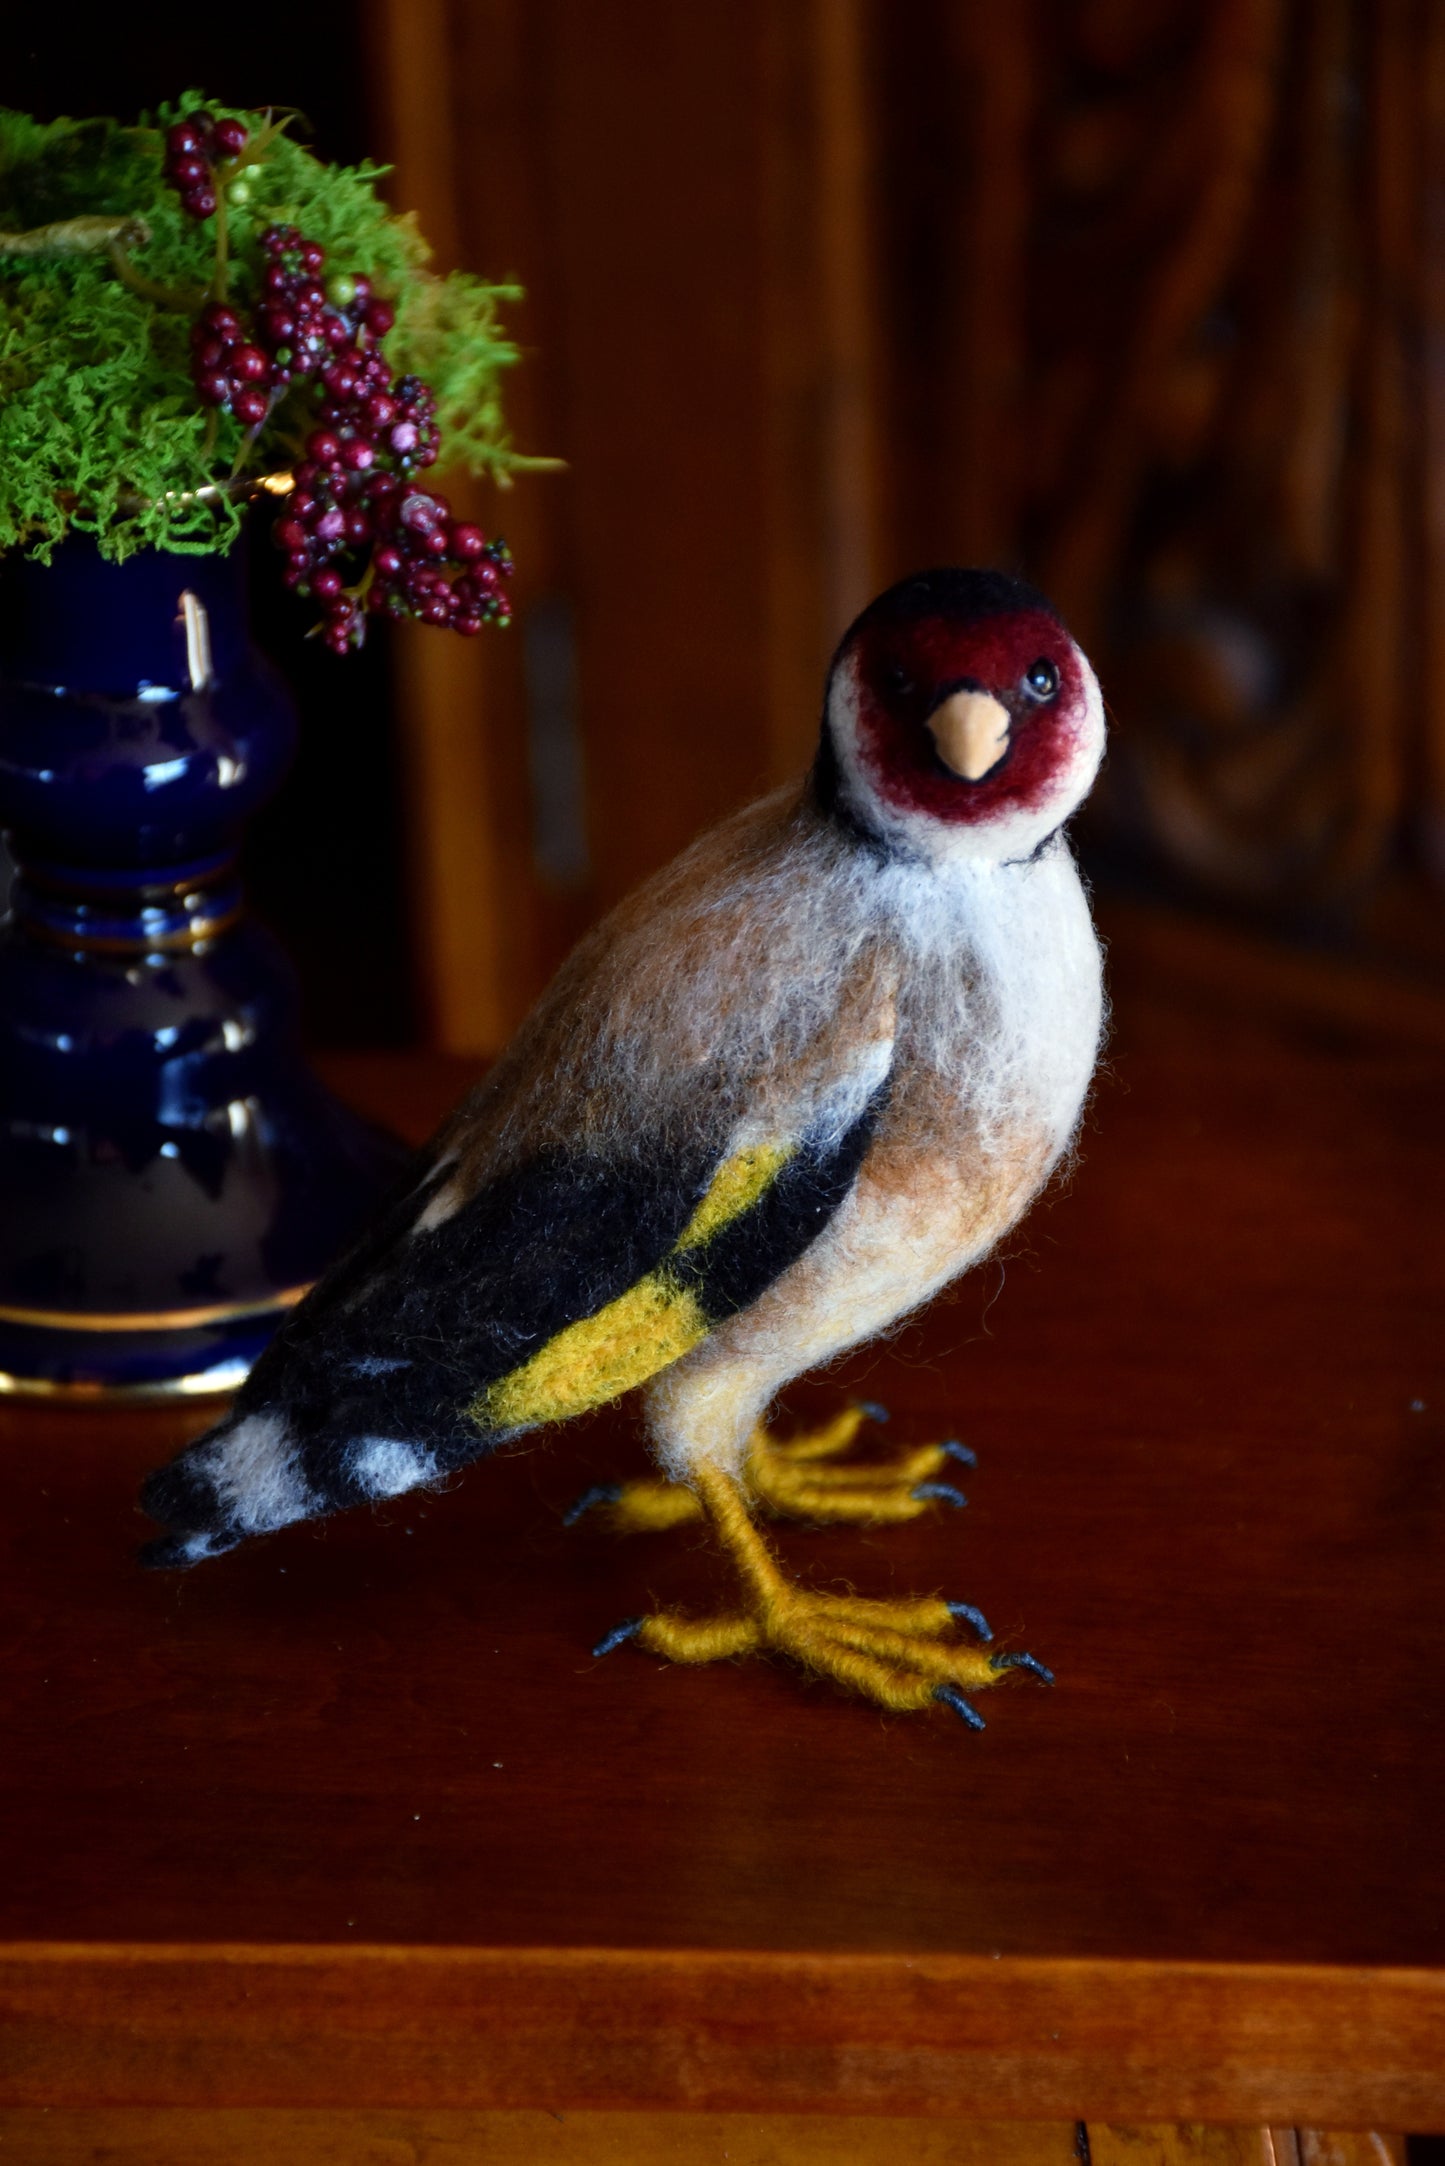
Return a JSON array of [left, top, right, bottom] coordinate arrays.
[[362, 0, 1445, 1050], [12, 1, 1444, 1049]]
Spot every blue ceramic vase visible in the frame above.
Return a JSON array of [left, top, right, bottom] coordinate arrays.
[[0, 538, 405, 1397]]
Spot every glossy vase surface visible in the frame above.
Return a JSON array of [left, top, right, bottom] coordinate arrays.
[[0, 539, 405, 1396]]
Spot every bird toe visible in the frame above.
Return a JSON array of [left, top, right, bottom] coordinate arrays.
[[933, 1683, 987, 1730], [990, 1650, 1056, 1687], [562, 1482, 623, 1528], [910, 1481, 968, 1509], [945, 1599, 993, 1642]]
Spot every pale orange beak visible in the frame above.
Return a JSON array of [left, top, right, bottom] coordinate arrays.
[[927, 688, 1012, 783]]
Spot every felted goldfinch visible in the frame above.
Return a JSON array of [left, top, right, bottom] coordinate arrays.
[[141, 568, 1106, 1727]]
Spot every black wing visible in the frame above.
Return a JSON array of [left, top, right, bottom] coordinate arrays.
[[138, 1088, 885, 1565]]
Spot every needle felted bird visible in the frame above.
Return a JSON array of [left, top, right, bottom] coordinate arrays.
[[140, 566, 1106, 1727]]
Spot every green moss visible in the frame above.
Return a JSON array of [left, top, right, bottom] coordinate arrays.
[[0, 96, 526, 561]]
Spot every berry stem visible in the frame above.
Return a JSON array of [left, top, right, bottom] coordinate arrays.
[[228, 386, 284, 477], [344, 559, 378, 606], [228, 108, 286, 170], [210, 184, 230, 303], [104, 236, 203, 312]]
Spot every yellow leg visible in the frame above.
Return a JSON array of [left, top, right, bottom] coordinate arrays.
[[595, 1464, 1051, 1724], [567, 1402, 972, 1533]]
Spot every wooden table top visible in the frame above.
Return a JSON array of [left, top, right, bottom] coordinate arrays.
[[3, 908, 1442, 2126]]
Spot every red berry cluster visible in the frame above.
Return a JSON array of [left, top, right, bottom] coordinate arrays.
[[229, 225, 512, 652], [173, 183, 512, 654], [255, 224, 397, 401], [164, 113, 248, 220], [190, 303, 272, 428], [281, 466, 513, 652]]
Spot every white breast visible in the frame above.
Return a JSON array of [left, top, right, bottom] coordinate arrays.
[[873, 832, 1104, 1173], [955, 838, 1105, 1164]]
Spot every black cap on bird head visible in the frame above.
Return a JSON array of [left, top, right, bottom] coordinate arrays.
[[834, 567, 1060, 654]]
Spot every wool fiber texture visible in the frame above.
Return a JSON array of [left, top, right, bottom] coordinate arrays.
[[140, 567, 1106, 1566]]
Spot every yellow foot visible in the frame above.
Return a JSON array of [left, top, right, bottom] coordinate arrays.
[[565, 1402, 974, 1533], [595, 1587, 1049, 1726], [591, 1465, 1051, 1726], [748, 1401, 974, 1525]]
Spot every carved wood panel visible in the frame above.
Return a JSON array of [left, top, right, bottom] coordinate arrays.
[[875, 0, 1442, 917]]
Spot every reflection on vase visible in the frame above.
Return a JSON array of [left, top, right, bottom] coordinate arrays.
[[0, 538, 407, 1396]]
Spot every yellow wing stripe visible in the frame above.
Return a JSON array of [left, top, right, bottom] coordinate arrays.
[[471, 1276, 710, 1433], [675, 1140, 793, 1250], [467, 1140, 796, 1434]]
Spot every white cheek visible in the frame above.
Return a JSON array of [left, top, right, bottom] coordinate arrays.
[[1063, 655, 1107, 804], [989, 655, 1106, 855], [830, 663, 867, 784]]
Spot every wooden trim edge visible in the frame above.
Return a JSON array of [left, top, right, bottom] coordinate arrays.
[[1, 1945, 1442, 2124]]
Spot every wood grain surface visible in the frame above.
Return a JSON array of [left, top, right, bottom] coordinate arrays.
[[0, 2111, 1408, 2163], [0, 2107, 1085, 2164], [1, 911, 1441, 2123]]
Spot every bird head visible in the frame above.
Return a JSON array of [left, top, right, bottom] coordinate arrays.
[[817, 568, 1105, 863]]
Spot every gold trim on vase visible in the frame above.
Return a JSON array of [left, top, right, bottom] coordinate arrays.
[[0, 1359, 251, 1403], [16, 905, 243, 957], [0, 1283, 312, 1333]]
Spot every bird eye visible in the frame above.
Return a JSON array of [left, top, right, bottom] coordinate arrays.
[[881, 659, 915, 698], [1023, 657, 1060, 701]]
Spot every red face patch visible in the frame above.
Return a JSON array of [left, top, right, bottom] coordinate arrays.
[[849, 607, 1087, 825]]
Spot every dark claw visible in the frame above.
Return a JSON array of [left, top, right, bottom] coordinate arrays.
[[991, 1650, 1055, 1687], [934, 1683, 986, 1731], [912, 1481, 968, 1509], [592, 1617, 643, 1659], [945, 1600, 993, 1643], [563, 1482, 623, 1528], [941, 1440, 977, 1468], [858, 1400, 890, 1424]]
